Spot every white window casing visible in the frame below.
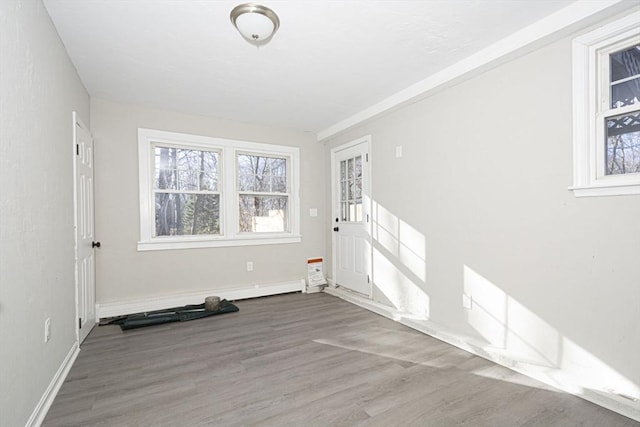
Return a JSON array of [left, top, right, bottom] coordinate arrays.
[[138, 128, 301, 251], [571, 11, 640, 197]]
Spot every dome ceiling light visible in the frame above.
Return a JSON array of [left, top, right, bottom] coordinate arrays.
[[230, 3, 280, 46]]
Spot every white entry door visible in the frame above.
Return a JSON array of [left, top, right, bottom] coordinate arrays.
[[74, 112, 97, 344], [331, 137, 371, 297]]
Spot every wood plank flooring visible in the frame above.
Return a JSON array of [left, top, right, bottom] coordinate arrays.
[[43, 293, 638, 426]]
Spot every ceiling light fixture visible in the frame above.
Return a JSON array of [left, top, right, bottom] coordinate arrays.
[[230, 3, 280, 46]]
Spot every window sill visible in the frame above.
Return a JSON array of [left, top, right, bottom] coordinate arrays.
[[569, 182, 640, 198], [137, 235, 302, 251]]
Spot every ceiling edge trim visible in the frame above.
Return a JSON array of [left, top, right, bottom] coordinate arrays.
[[316, 0, 635, 142]]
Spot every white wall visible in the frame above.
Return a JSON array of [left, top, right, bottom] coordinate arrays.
[[91, 98, 326, 304], [0, 1, 90, 425], [324, 22, 640, 416]]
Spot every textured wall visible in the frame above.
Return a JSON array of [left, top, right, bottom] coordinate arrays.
[[91, 98, 326, 304], [0, 1, 90, 425], [323, 28, 640, 408]]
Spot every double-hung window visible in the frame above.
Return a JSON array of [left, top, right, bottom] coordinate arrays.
[[153, 145, 221, 236], [138, 129, 300, 250], [237, 153, 290, 233], [572, 12, 640, 197]]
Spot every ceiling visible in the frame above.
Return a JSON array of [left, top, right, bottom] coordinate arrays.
[[44, 0, 578, 135]]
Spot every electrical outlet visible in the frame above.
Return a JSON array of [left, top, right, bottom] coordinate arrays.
[[246, 261, 253, 272], [462, 294, 473, 309], [44, 318, 51, 343]]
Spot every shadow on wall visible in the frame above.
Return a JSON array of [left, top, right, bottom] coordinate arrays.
[[371, 200, 430, 318], [463, 265, 640, 401]]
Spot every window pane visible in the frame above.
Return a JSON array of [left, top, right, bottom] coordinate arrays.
[[610, 45, 640, 109], [239, 195, 288, 232], [271, 176, 286, 192], [341, 181, 347, 202], [237, 154, 287, 193], [611, 45, 640, 82], [611, 79, 640, 109], [348, 158, 354, 179], [154, 146, 218, 191], [355, 178, 362, 199], [606, 111, 640, 175], [155, 193, 220, 236], [271, 157, 287, 176], [340, 160, 346, 180], [238, 174, 256, 192]]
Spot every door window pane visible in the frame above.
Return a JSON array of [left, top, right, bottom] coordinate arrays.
[[339, 154, 365, 222], [355, 155, 362, 178]]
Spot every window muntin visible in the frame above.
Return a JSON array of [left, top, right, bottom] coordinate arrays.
[[153, 145, 221, 237], [138, 128, 300, 250], [571, 12, 640, 197], [237, 153, 290, 233]]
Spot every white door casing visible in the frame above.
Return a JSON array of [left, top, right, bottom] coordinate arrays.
[[331, 137, 372, 297], [73, 112, 96, 344]]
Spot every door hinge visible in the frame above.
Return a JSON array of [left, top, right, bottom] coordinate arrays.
[[366, 214, 369, 223], [367, 275, 370, 283], [78, 318, 82, 329], [366, 153, 369, 162], [76, 144, 79, 156]]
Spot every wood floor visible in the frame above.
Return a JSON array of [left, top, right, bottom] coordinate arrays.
[[43, 292, 637, 426]]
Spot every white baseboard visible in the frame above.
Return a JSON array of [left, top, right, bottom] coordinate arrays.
[[323, 285, 640, 422], [26, 342, 80, 427], [96, 279, 306, 319]]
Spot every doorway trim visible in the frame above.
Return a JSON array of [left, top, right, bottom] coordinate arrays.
[[330, 135, 373, 298]]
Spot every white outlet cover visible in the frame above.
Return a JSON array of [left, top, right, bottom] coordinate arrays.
[[462, 294, 473, 309], [246, 261, 254, 271]]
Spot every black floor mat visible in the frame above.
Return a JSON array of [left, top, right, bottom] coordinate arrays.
[[99, 300, 239, 330]]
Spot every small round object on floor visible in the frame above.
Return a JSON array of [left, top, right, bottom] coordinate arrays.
[[205, 296, 221, 311]]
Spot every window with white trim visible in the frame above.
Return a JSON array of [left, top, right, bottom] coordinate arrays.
[[153, 145, 221, 236], [237, 153, 289, 233], [572, 12, 640, 197], [138, 128, 300, 250]]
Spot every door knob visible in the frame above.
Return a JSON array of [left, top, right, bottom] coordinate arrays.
[[333, 227, 339, 232], [92, 241, 101, 248]]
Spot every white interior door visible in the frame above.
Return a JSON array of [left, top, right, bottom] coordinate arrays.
[[332, 137, 371, 297], [74, 112, 96, 344]]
